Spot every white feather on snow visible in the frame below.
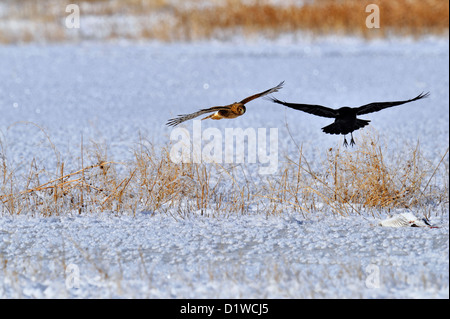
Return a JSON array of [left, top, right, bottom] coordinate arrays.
[[379, 212, 436, 228]]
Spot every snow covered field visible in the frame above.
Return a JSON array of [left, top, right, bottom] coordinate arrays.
[[0, 36, 448, 299]]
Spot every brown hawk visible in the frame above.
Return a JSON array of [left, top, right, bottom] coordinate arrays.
[[166, 81, 284, 127]]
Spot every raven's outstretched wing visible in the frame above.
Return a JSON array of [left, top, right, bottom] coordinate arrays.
[[267, 96, 338, 118], [166, 106, 230, 127], [239, 81, 284, 105], [356, 92, 429, 115]]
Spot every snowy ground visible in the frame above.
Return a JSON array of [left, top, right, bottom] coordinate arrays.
[[1, 212, 448, 298], [0, 36, 449, 298]]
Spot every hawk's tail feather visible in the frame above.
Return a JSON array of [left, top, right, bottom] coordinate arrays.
[[201, 113, 214, 120]]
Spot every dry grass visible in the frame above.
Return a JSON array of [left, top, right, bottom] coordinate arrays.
[[324, 136, 448, 209], [0, 127, 448, 218], [176, 0, 449, 40], [249, 130, 449, 217], [0, 131, 251, 217], [0, 0, 448, 43]]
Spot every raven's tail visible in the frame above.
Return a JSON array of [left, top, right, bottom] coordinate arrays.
[[354, 119, 370, 130], [322, 119, 370, 135]]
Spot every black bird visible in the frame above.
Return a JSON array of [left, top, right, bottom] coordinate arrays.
[[268, 92, 430, 147]]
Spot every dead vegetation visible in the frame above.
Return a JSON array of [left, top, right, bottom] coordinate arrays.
[[0, 0, 448, 43], [0, 126, 448, 217]]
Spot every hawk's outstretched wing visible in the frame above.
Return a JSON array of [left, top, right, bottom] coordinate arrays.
[[267, 96, 338, 118], [239, 81, 284, 105], [356, 92, 429, 115], [166, 106, 230, 127]]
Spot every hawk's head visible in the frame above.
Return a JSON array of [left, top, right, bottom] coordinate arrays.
[[233, 103, 246, 115]]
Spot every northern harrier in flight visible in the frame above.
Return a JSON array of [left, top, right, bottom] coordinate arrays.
[[166, 81, 284, 127], [268, 92, 429, 147]]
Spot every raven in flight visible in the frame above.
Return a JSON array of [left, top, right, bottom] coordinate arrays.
[[268, 92, 429, 147]]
